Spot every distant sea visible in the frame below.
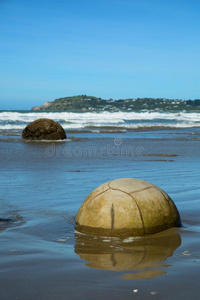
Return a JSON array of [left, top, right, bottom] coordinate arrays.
[[0, 110, 200, 136]]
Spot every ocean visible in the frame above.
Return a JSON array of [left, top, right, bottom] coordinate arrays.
[[1, 110, 200, 134], [0, 110, 200, 300]]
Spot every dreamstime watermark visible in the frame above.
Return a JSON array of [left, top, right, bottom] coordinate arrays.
[[45, 138, 144, 158]]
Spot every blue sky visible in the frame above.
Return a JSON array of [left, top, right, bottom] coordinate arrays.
[[0, 0, 200, 109]]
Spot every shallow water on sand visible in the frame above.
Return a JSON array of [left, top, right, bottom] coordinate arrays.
[[0, 128, 200, 300]]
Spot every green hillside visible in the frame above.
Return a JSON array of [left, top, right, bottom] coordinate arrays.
[[32, 95, 200, 112]]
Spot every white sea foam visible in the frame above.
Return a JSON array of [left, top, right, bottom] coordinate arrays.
[[0, 110, 200, 131]]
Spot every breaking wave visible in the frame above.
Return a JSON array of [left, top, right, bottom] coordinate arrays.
[[0, 110, 200, 133]]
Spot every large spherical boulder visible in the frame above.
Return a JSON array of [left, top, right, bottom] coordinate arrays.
[[22, 118, 66, 140], [75, 178, 181, 237]]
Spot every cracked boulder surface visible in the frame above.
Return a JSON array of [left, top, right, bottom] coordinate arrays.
[[22, 118, 66, 141], [75, 178, 182, 237]]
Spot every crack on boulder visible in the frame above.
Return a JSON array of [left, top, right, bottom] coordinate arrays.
[[109, 181, 153, 195], [111, 204, 115, 230], [108, 182, 146, 235]]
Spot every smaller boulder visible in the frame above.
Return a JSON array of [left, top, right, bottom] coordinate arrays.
[[22, 118, 66, 141]]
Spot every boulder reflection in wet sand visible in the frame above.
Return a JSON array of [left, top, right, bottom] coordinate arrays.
[[74, 228, 181, 279]]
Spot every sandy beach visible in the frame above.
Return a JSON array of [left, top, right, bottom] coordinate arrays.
[[0, 125, 200, 300]]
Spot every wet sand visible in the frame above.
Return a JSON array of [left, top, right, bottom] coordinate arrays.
[[0, 128, 200, 300]]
